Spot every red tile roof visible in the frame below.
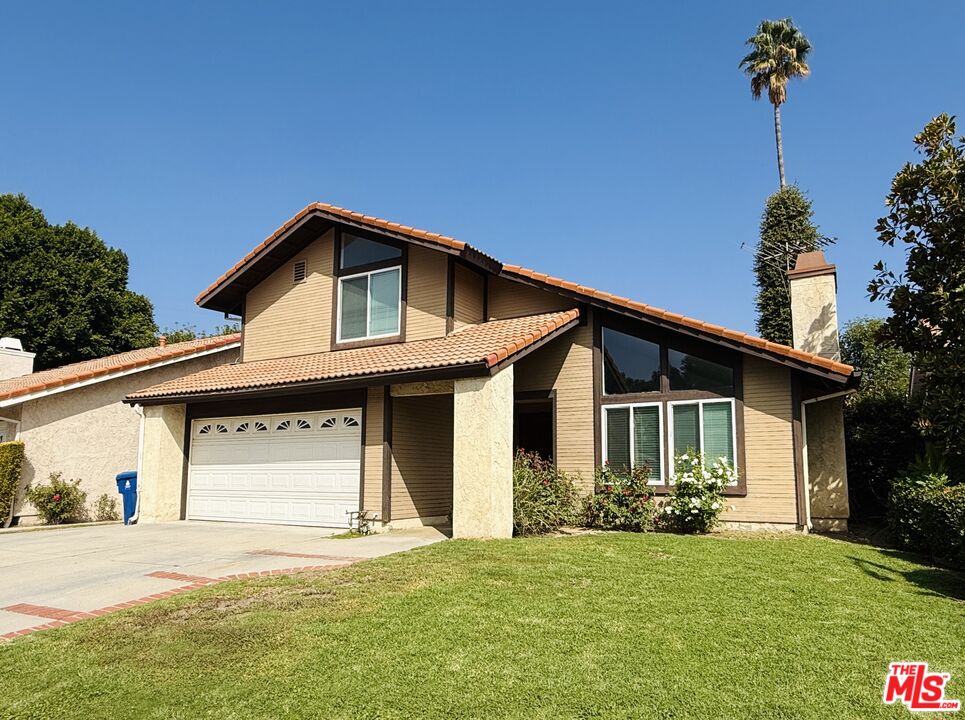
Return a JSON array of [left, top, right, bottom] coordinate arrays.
[[198, 202, 854, 379], [0, 334, 241, 404], [128, 311, 579, 402]]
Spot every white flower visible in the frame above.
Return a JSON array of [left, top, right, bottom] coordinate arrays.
[[690, 509, 698, 514], [711, 502, 720, 510], [680, 454, 689, 461]]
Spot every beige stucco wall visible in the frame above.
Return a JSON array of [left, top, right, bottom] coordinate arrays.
[[0, 347, 35, 382], [790, 274, 840, 361], [12, 350, 235, 523], [725, 357, 799, 525], [452, 366, 514, 539], [138, 403, 187, 523], [806, 396, 849, 528]]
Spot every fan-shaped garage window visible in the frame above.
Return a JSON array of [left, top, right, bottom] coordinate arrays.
[[254, 421, 268, 432], [275, 420, 291, 431], [216, 424, 228, 434], [235, 422, 249, 433], [198, 424, 212, 435], [319, 417, 337, 429], [296, 418, 312, 431], [343, 416, 360, 428]]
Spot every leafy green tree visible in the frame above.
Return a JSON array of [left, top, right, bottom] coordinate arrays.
[[754, 186, 829, 345], [869, 114, 965, 464], [840, 318, 921, 518], [740, 18, 812, 188], [0, 194, 157, 369]]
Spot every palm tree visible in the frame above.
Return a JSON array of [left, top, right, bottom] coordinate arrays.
[[740, 18, 812, 188]]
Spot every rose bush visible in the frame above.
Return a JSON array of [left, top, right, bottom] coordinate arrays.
[[661, 453, 736, 533], [584, 464, 658, 532], [25, 473, 87, 524], [512, 450, 580, 536]]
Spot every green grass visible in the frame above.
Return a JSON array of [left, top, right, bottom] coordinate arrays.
[[1, 533, 962, 719]]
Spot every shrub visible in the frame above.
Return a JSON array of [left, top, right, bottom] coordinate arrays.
[[94, 493, 120, 522], [888, 470, 965, 567], [584, 464, 658, 532], [512, 450, 580, 536], [661, 453, 736, 533], [25, 473, 87, 524], [0, 441, 25, 525]]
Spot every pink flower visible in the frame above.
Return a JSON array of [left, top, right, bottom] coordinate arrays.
[[52, 494, 61, 502], [542, 479, 550, 486]]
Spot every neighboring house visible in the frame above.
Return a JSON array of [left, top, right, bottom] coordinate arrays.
[[0, 335, 240, 525], [127, 203, 856, 538]]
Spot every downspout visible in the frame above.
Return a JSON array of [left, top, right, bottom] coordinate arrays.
[[129, 404, 146, 524], [0, 414, 23, 529], [800, 389, 855, 532]]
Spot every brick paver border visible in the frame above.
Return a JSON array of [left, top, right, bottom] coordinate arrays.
[[0, 562, 353, 641]]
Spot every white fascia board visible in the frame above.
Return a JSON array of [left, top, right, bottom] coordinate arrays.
[[0, 343, 240, 409]]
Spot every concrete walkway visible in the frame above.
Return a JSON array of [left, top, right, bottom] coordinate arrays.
[[0, 521, 447, 637]]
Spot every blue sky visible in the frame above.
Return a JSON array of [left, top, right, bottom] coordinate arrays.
[[1, 1, 962, 336]]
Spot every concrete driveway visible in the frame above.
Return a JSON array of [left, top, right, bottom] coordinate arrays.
[[0, 521, 447, 638]]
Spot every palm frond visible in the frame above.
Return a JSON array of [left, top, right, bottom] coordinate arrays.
[[739, 17, 812, 106]]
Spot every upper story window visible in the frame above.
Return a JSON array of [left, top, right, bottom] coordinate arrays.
[[603, 328, 660, 394], [337, 233, 403, 343], [601, 324, 740, 485]]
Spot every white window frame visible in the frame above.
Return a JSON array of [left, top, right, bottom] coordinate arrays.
[[601, 402, 665, 485], [667, 398, 738, 482], [336, 265, 402, 343]]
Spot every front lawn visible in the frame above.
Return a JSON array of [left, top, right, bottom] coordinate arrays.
[[1, 533, 961, 719]]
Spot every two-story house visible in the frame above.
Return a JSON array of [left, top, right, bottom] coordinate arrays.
[[127, 203, 856, 537]]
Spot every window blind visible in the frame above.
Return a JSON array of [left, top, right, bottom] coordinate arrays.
[[633, 406, 661, 480], [605, 407, 631, 472], [672, 403, 700, 457], [702, 401, 734, 467]]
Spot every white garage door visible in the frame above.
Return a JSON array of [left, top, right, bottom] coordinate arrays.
[[187, 409, 361, 528]]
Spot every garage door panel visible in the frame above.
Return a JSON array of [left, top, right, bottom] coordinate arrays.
[[187, 410, 361, 528]]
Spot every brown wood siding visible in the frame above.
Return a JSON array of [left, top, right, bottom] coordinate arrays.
[[514, 317, 595, 489], [243, 230, 334, 361], [390, 393, 453, 519], [363, 386, 384, 516], [405, 245, 448, 341], [453, 264, 485, 330], [727, 357, 798, 524], [487, 275, 572, 319]]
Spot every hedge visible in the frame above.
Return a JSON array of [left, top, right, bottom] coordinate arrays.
[[0, 441, 25, 525], [888, 472, 965, 569]]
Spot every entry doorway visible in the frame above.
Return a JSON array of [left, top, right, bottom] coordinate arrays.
[[513, 391, 555, 463]]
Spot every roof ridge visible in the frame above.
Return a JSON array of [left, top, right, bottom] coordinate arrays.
[[196, 202, 853, 378]]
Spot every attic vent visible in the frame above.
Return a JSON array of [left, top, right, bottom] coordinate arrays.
[[293, 260, 307, 283]]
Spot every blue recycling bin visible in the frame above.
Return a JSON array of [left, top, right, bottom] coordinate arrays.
[[115, 471, 138, 525]]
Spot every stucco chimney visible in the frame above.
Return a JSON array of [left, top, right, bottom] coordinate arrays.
[[788, 251, 840, 361], [158, 335, 167, 348], [0, 338, 36, 381]]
